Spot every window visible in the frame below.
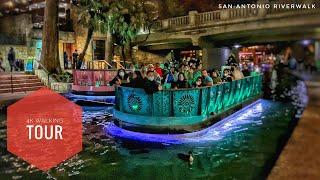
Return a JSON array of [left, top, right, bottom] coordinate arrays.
[[93, 40, 105, 60]]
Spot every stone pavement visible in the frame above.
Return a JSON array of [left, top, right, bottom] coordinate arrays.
[[268, 77, 320, 179]]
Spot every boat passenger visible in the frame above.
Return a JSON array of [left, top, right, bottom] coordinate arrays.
[[122, 71, 144, 88], [154, 63, 164, 77], [147, 64, 162, 84], [242, 63, 251, 77], [128, 63, 136, 81], [140, 63, 147, 78], [226, 53, 238, 66], [231, 66, 244, 80], [192, 63, 202, 83], [163, 63, 170, 76], [201, 69, 213, 86], [188, 57, 198, 67], [222, 69, 233, 82], [190, 63, 197, 70], [143, 70, 162, 94], [147, 63, 154, 71], [179, 64, 185, 73], [192, 77, 203, 88], [175, 73, 189, 89], [183, 65, 193, 81], [109, 69, 129, 86], [211, 70, 222, 84], [165, 67, 176, 84]]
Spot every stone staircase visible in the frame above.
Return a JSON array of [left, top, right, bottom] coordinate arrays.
[[0, 73, 44, 94]]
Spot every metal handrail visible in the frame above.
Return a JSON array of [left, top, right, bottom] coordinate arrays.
[[36, 60, 51, 87], [112, 60, 125, 69], [87, 60, 113, 70], [10, 71, 13, 93], [10, 62, 27, 93], [102, 60, 112, 69]]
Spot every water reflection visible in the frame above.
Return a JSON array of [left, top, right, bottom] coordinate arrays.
[[0, 98, 298, 179], [105, 100, 264, 144]]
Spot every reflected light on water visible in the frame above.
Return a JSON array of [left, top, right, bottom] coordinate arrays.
[[105, 99, 265, 144]]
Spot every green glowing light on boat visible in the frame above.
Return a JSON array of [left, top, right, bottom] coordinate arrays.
[[132, 104, 139, 111]]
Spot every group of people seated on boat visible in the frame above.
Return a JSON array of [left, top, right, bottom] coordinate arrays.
[[110, 56, 245, 94]]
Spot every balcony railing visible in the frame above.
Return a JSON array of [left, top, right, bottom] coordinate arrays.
[[228, 8, 258, 19], [168, 15, 190, 28], [197, 11, 221, 24], [144, 0, 320, 33]]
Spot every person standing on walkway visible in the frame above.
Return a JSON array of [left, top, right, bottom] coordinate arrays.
[[76, 57, 83, 69], [63, 51, 68, 69], [72, 49, 79, 69], [8, 47, 16, 72]]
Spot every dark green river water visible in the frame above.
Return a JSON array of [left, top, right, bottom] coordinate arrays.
[[0, 99, 299, 180]]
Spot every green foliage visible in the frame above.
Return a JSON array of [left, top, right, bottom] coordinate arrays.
[[109, 0, 157, 46], [78, 0, 109, 33], [52, 72, 73, 83], [77, 0, 157, 46]]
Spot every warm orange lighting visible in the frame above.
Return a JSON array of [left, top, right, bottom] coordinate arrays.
[[6, 1, 14, 8]]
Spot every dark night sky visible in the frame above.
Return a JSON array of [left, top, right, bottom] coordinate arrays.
[[0, 0, 258, 18], [157, 0, 258, 18]]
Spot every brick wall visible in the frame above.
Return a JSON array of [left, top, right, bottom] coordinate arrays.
[[133, 50, 168, 65]]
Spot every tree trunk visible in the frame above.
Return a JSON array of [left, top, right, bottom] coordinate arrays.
[[126, 43, 133, 63], [106, 29, 113, 66], [79, 27, 94, 61], [41, 0, 60, 73], [121, 45, 126, 68]]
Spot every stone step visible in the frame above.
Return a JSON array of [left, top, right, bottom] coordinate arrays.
[[0, 74, 38, 81], [0, 86, 44, 94], [0, 79, 41, 84], [0, 73, 45, 94], [0, 82, 43, 89]]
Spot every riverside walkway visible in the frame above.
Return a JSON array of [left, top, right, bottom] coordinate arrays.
[[268, 75, 320, 179]]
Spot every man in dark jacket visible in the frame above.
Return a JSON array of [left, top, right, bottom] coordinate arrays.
[[8, 47, 16, 72], [63, 52, 69, 69], [143, 71, 162, 94], [72, 49, 79, 69]]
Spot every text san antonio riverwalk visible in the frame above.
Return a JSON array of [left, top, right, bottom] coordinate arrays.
[[218, 3, 317, 9]]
